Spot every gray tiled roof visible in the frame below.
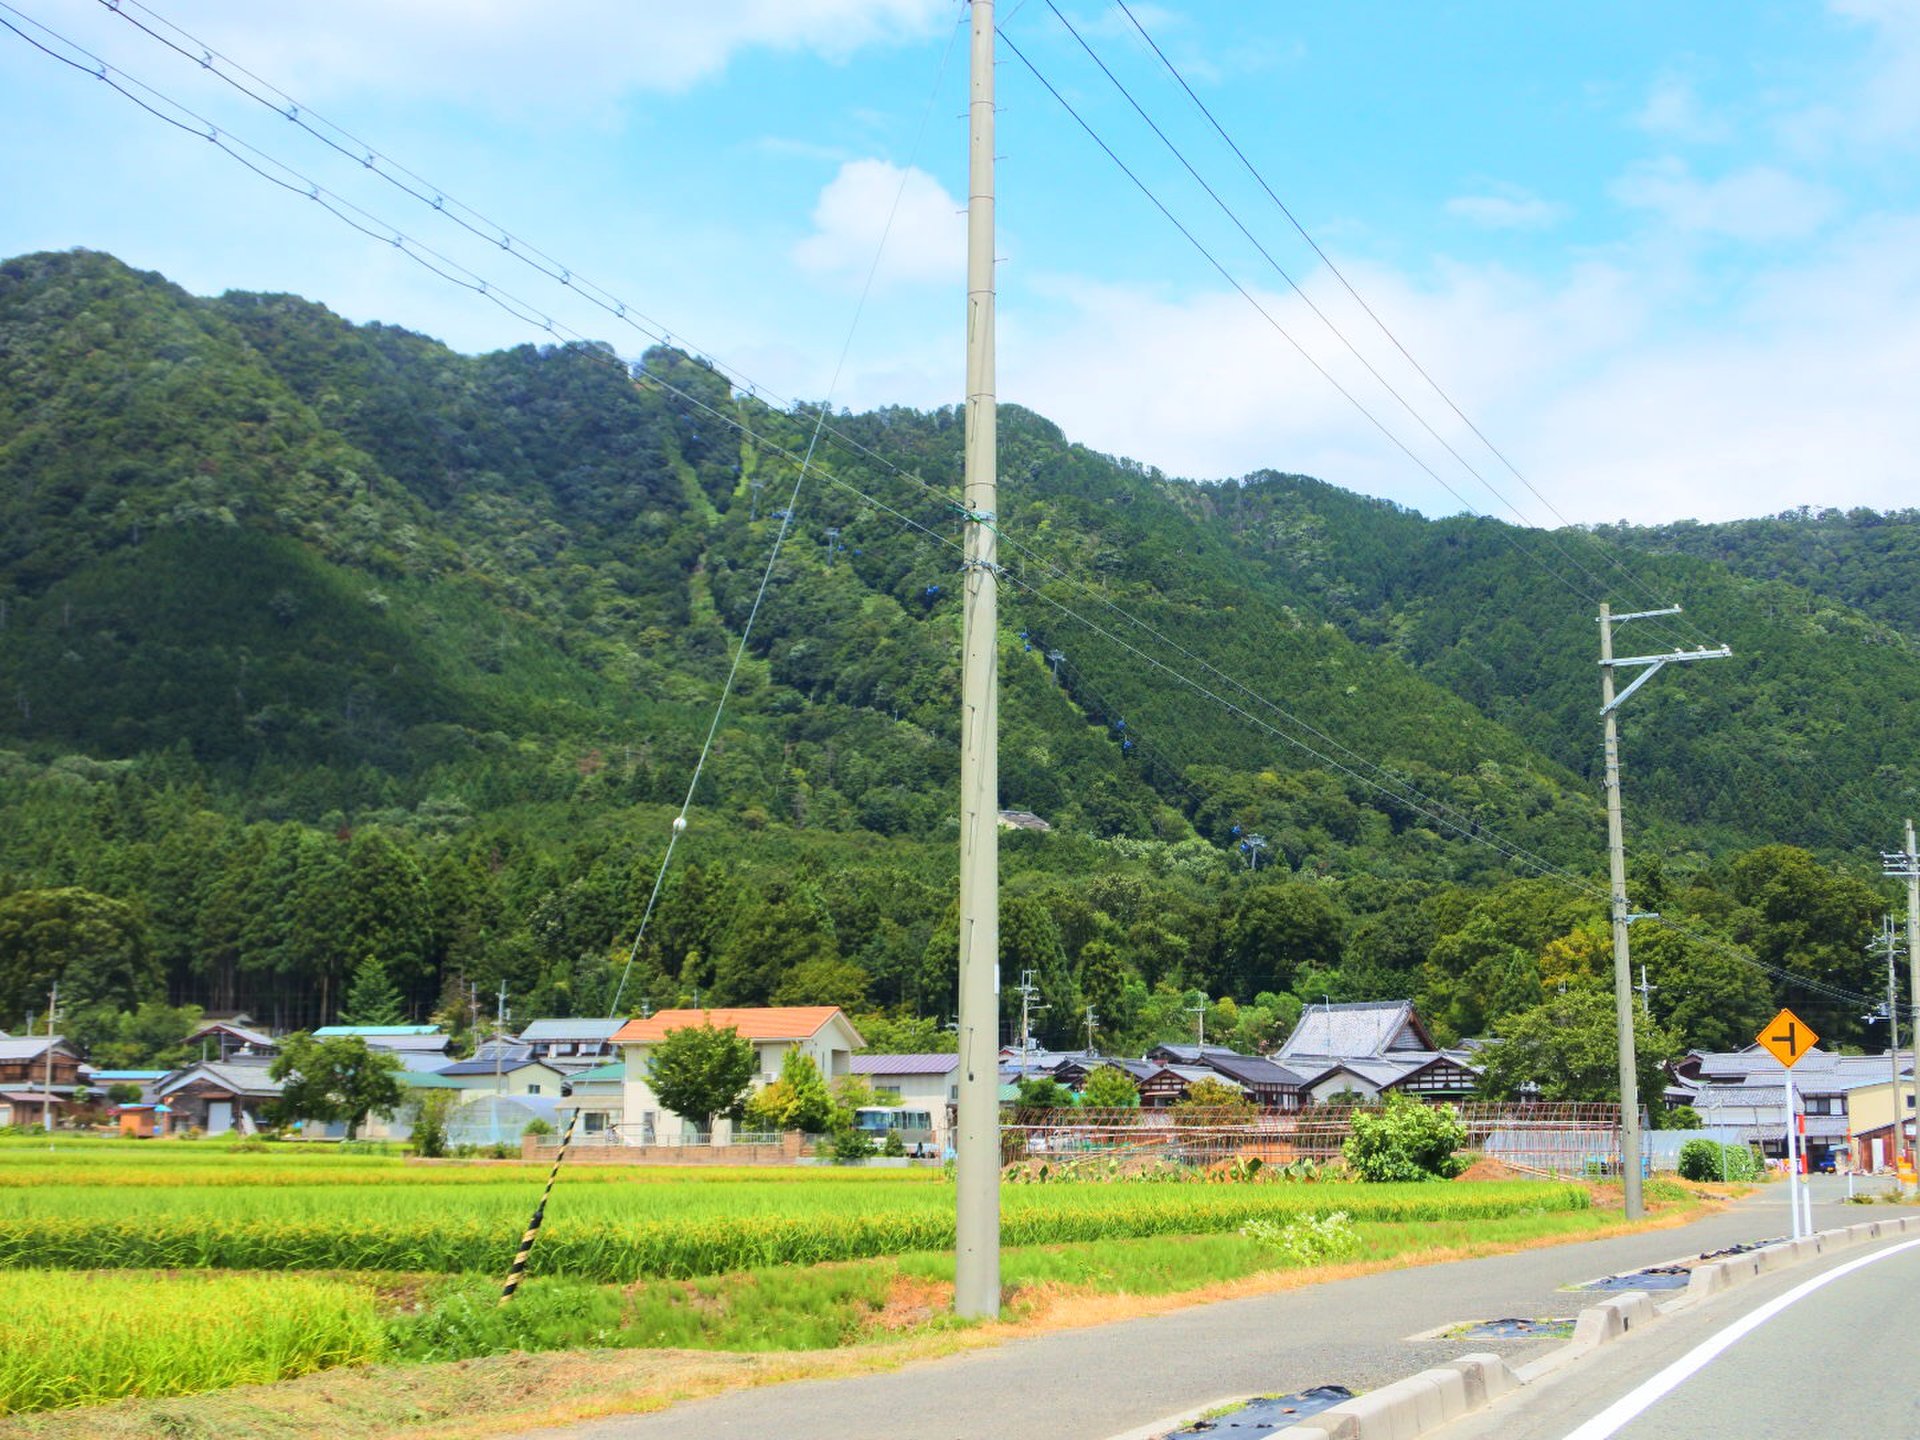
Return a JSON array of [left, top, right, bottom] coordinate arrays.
[[516, 1019, 625, 1042], [1277, 1001, 1426, 1062], [851, 1054, 960, 1076], [0, 1036, 68, 1062], [157, 1062, 284, 1099]]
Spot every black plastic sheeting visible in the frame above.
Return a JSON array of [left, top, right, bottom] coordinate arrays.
[[1698, 1238, 1784, 1261], [1455, 1317, 1574, 1339], [1581, 1264, 1691, 1292], [1164, 1386, 1355, 1436]]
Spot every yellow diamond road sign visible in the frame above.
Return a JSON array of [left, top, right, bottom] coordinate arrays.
[[1757, 1007, 1818, 1069]]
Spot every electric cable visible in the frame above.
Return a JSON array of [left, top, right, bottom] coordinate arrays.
[[1108, 0, 1712, 649]]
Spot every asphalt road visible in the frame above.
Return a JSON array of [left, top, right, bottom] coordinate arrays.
[[1434, 1225, 1920, 1440], [513, 1180, 1866, 1440]]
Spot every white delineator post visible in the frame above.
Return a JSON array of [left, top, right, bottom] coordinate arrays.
[[1783, 1073, 1800, 1239], [953, 0, 1001, 1321]]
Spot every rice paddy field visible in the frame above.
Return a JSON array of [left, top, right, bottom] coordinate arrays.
[[0, 1136, 1662, 1420]]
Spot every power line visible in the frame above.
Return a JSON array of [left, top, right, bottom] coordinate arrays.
[[1107, 0, 1708, 651], [1036, 0, 1701, 657]]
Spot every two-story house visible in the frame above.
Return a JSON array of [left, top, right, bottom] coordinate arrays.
[[0, 1036, 86, 1126], [613, 1007, 863, 1144]]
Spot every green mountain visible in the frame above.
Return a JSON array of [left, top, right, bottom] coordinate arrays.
[[0, 250, 1910, 1064]]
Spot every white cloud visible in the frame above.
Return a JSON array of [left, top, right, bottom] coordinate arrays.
[[1635, 76, 1732, 144], [1827, 0, 1920, 139], [966, 204, 1920, 526], [1610, 159, 1837, 242], [1444, 187, 1568, 230], [153, 0, 952, 112], [793, 159, 965, 287]]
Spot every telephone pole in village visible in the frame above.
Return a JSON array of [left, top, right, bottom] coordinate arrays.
[[1599, 603, 1729, 1219], [953, 0, 1001, 1321], [1884, 822, 1920, 1187]]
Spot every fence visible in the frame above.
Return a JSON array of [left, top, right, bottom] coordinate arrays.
[[1001, 1102, 1623, 1178]]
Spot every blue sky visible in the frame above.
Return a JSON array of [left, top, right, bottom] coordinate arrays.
[[3, 0, 1917, 525]]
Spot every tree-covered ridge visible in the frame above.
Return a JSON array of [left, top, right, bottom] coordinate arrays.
[[0, 249, 1913, 1080], [1183, 472, 1920, 850], [1598, 507, 1920, 642]]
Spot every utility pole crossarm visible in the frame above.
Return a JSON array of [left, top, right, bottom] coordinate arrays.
[[1600, 647, 1733, 715], [1597, 600, 1731, 1222]]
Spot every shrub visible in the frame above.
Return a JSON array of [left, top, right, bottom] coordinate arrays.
[[828, 1129, 876, 1164], [412, 1091, 452, 1160], [1342, 1095, 1467, 1182], [1241, 1210, 1359, 1264], [522, 1118, 555, 1139], [880, 1130, 906, 1158], [1677, 1139, 1760, 1183]]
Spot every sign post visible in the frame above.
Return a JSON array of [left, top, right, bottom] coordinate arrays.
[[1757, 1007, 1818, 1239]]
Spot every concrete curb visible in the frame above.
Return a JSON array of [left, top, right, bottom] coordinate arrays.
[[1119, 1213, 1920, 1440]]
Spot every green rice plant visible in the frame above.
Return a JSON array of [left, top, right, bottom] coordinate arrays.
[[0, 1181, 1588, 1282], [0, 1269, 387, 1414]]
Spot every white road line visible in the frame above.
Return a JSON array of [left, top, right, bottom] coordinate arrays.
[[1558, 1237, 1920, 1440]]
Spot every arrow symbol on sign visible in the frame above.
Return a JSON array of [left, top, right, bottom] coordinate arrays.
[[1771, 1022, 1799, 1056]]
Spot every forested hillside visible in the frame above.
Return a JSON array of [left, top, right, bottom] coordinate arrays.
[[0, 249, 1912, 1082]]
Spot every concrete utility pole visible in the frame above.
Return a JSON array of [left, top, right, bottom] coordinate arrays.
[[495, 980, 509, 1098], [1014, 970, 1045, 1060], [1599, 603, 1730, 1220], [1879, 916, 1903, 1176], [42, 982, 56, 1134], [1635, 964, 1657, 1015], [1084, 1005, 1099, 1055], [953, 0, 1001, 1322], [1884, 822, 1920, 1188], [1243, 833, 1268, 871]]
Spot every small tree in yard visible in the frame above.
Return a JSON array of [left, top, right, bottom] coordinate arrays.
[[647, 1023, 756, 1133], [1171, 1075, 1256, 1126], [1080, 1064, 1140, 1111], [742, 1047, 837, 1133], [269, 1034, 406, 1140], [1014, 1075, 1074, 1111], [1342, 1093, 1468, 1182]]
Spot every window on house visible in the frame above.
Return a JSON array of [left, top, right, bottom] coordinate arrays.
[[583, 1112, 607, 1133], [874, 1086, 902, 1102], [526, 1084, 541, 1095]]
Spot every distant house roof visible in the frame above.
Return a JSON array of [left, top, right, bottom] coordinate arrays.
[[311, 1026, 450, 1053], [436, 1048, 562, 1078], [156, 1062, 284, 1100], [997, 810, 1052, 832], [612, 1007, 862, 1047], [1147, 1044, 1243, 1064], [0, 1037, 73, 1063], [517, 1018, 625, 1043], [851, 1053, 960, 1076], [89, 1070, 169, 1083], [1198, 1054, 1306, 1089], [566, 1061, 627, 1085], [402, 1071, 467, 1089], [186, 1021, 277, 1050], [1278, 1001, 1435, 1063]]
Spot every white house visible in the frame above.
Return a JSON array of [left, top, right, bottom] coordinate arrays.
[[849, 1052, 959, 1148], [612, 1006, 863, 1144], [554, 1059, 625, 1141], [515, 1018, 624, 1073]]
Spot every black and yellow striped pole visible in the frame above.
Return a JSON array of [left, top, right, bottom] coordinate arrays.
[[499, 1102, 580, 1303]]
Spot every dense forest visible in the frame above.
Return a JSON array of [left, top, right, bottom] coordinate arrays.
[[1, 250, 1914, 1078]]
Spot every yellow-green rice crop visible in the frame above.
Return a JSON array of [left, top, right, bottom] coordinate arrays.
[[0, 1270, 387, 1414], [0, 1181, 1586, 1281]]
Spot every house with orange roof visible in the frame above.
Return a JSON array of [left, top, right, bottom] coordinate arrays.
[[610, 1006, 864, 1145]]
